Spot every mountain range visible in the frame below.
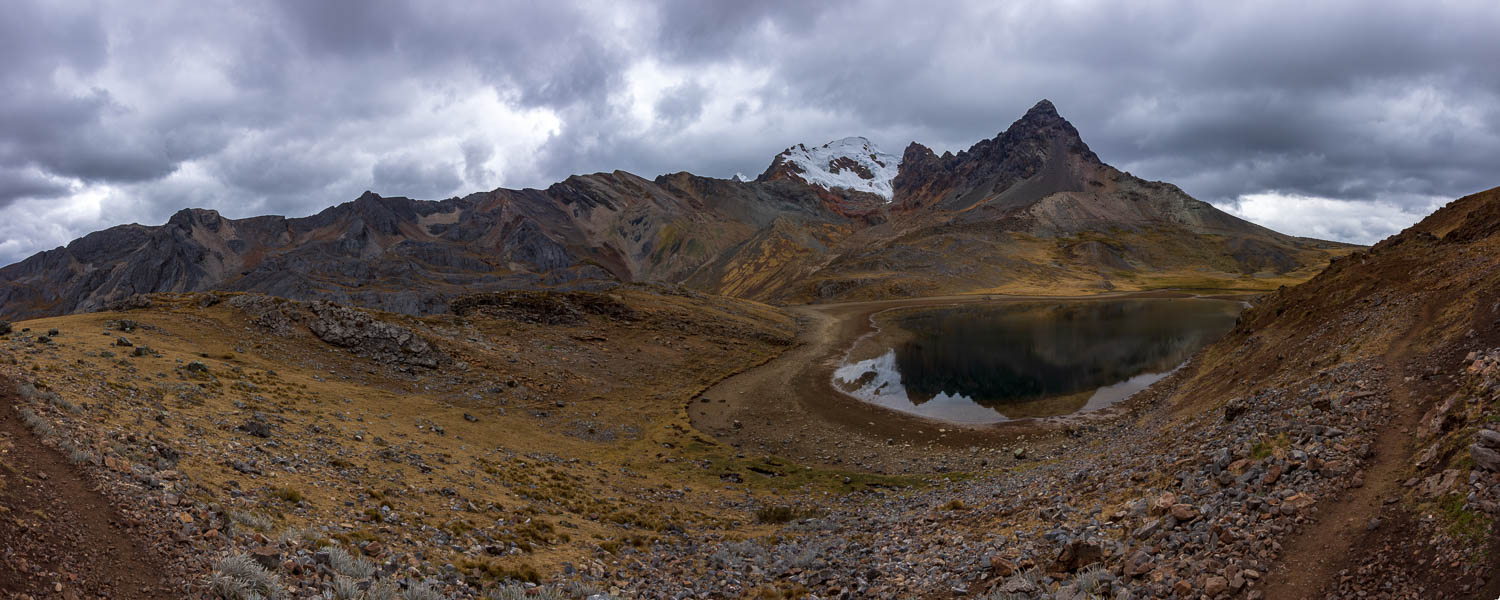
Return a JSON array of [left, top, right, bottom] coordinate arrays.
[[0, 100, 1354, 320]]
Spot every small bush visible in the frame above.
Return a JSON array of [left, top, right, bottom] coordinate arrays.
[[211, 553, 282, 599], [562, 580, 606, 599], [485, 584, 570, 600], [17, 407, 54, 437], [327, 576, 362, 600], [754, 504, 821, 524], [323, 545, 375, 579], [365, 580, 399, 600], [229, 511, 274, 532], [271, 487, 305, 503], [66, 445, 94, 465], [1076, 563, 1109, 594], [400, 579, 445, 600], [484, 585, 527, 600]]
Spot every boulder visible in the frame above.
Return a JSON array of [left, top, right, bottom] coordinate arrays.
[[1050, 539, 1104, 573], [240, 419, 272, 438], [1124, 551, 1154, 577], [1151, 492, 1176, 515], [1205, 575, 1229, 596], [1472, 444, 1500, 472], [1222, 398, 1248, 422], [248, 546, 280, 571], [1169, 503, 1198, 522], [988, 555, 1018, 577]]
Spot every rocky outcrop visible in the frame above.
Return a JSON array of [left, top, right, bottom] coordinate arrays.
[[305, 302, 445, 369], [450, 291, 636, 325], [225, 293, 445, 368]]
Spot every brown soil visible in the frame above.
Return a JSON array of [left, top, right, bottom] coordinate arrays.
[[0, 376, 174, 599]]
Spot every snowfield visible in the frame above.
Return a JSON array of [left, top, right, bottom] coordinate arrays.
[[776, 136, 901, 201]]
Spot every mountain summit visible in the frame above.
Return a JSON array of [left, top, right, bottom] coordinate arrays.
[[0, 101, 1355, 320], [757, 137, 902, 201]]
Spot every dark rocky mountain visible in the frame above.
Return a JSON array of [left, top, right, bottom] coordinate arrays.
[[0, 101, 1354, 321]]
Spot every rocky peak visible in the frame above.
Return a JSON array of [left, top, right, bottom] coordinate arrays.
[[984, 99, 1100, 165], [890, 100, 1104, 210], [900, 142, 938, 164], [166, 208, 225, 232]]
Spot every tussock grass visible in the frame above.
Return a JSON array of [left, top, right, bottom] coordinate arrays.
[[399, 579, 445, 600], [229, 511, 274, 532], [271, 486, 305, 503], [323, 545, 376, 579], [210, 553, 282, 600], [753, 504, 822, 524]]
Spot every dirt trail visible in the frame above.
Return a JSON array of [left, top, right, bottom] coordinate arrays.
[[1262, 303, 1435, 599], [0, 378, 175, 599]]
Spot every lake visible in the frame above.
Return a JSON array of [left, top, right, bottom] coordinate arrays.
[[832, 298, 1243, 423]]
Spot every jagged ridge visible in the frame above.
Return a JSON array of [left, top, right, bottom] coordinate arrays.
[[0, 100, 1356, 320]]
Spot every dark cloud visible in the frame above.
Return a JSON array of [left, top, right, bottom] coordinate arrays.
[[372, 156, 463, 200], [461, 139, 495, 185], [653, 82, 707, 125], [0, 167, 71, 207], [2, 0, 1499, 264]]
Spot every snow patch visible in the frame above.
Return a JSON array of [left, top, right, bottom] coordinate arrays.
[[776, 137, 901, 201], [732, 172, 751, 182]]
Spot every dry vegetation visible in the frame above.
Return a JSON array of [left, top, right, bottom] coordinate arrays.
[[0, 284, 918, 592]]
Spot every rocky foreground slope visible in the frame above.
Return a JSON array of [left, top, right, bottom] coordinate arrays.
[[0, 187, 1496, 598], [0, 101, 1352, 322]]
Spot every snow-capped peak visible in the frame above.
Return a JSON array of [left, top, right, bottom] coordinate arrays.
[[774, 136, 901, 201], [732, 172, 751, 182]]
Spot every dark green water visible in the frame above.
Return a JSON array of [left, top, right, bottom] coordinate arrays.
[[833, 299, 1242, 423]]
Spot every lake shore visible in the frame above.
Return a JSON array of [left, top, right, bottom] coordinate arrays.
[[688, 289, 1260, 474]]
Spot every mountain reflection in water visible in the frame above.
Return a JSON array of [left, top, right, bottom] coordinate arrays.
[[833, 299, 1242, 423]]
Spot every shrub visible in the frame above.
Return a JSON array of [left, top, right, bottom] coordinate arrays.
[[271, 487, 304, 503], [69, 448, 93, 464], [211, 553, 282, 599], [484, 585, 527, 600], [17, 407, 54, 437], [562, 580, 607, 599], [229, 511, 274, 532], [400, 579, 446, 600], [323, 545, 375, 579], [327, 576, 362, 600], [754, 504, 821, 524], [485, 584, 570, 600], [365, 580, 399, 600], [1076, 563, 1109, 594]]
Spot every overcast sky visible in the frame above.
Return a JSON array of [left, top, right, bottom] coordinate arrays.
[[2, 0, 1497, 265]]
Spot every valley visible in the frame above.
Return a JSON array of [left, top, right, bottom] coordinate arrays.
[[0, 104, 1495, 600]]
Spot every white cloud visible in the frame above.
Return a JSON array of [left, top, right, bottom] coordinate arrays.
[[1212, 192, 1445, 245]]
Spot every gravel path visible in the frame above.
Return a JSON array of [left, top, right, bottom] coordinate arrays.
[[0, 376, 177, 599]]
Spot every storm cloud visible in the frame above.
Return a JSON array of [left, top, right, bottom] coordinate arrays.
[[1, 0, 1497, 265]]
